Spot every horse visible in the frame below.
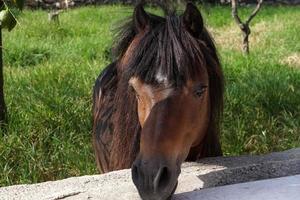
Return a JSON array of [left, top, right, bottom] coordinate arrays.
[[92, 2, 224, 200]]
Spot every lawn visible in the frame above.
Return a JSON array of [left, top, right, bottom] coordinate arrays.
[[0, 5, 299, 186]]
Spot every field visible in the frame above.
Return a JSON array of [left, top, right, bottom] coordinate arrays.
[[0, 5, 299, 186]]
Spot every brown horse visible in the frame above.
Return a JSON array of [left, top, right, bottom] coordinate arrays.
[[92, 2, 224, 200]]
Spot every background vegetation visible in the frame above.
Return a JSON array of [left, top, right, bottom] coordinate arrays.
[[0, 5, 299, 186]]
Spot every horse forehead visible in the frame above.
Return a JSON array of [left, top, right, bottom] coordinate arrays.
[[129, 77, 174, 100]]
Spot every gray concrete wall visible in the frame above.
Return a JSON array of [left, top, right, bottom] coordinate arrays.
[[0, 148, 299, 200]]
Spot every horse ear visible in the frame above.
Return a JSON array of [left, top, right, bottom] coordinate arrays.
[[134, 4, 150, 32], [182, 2, 203, 37]]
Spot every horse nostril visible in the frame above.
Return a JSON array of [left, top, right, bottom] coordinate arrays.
[[153, 166, 171, 193]]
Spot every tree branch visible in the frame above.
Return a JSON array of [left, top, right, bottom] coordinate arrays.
[[246, 0, 263, 25], [231, 0, 244, 29], [231, 0, 263, 54]]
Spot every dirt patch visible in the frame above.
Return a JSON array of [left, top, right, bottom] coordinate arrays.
[[281, 53, 300, 69], [209, 20, 285, 51], [209, 25, 241, 51]]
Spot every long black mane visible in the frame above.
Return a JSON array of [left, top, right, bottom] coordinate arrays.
[[115, 10, 221, 87], [114, 4, 224, 156]]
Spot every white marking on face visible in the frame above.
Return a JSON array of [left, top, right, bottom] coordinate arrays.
[[155, 70, 169, 86]]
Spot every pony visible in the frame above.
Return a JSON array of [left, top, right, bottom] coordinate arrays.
[[92, 2, 224, 200]]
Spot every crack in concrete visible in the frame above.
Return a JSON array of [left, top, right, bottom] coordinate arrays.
[[49, 191, 84, 200]]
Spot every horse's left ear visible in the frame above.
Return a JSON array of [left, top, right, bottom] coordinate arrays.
[[182, 2, 203, 37], [134, 4, 150, 33]]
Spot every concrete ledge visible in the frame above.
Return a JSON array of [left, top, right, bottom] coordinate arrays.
[[1, 148, 300, 200]]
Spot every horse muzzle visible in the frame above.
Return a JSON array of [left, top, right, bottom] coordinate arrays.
[[131, 156, 180, 200]]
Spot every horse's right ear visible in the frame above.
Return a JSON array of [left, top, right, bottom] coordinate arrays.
[[182, 2, 203, 38], [134, 4, 149, 32]]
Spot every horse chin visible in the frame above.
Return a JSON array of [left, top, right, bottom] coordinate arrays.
[[160, 181, 178, 200], [137, 181, 178, 200], [167, 181, 178, 199]]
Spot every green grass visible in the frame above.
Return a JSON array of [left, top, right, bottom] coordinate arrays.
[[0, 5, 299, 186]]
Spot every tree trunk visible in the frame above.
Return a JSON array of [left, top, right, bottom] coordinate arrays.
[[242, 32, 249, 54], [241, 24, 250, 54], [0, 25, 7, 125]]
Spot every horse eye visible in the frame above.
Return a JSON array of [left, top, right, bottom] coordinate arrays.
[[129, 85, 135, 93], [193, 84, 207, 97]]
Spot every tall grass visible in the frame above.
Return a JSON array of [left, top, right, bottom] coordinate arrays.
[[0, 5, 299, 186]]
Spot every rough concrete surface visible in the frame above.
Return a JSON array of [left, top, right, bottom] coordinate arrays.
[[1, 148, 300, 200]]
